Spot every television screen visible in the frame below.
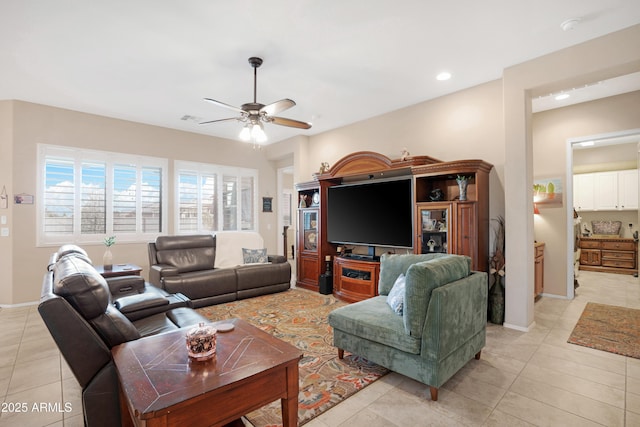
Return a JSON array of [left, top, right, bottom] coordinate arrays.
[[327, 178, 413, 248]]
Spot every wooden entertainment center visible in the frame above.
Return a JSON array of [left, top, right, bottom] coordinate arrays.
[[295, 151, 493, 301]]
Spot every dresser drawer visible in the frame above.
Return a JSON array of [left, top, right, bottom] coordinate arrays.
[[579, 240, 601, 249], [601, 241, 636, 251], [601, 250, 635, 261], [601, 258, 635, 269]]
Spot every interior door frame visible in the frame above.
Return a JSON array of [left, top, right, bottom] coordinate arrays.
[[566, 128, 640, 298]]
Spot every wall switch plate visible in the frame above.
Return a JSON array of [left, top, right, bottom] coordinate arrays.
[[0, 215, 6, 225], [1, 227, 9, 237]]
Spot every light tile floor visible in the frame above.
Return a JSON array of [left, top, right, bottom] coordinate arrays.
[[1, 270, 639, 426]]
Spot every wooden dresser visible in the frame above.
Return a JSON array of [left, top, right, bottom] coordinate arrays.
[[579, 237, 637, 275]]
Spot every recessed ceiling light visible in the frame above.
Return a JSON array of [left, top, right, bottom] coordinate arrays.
[[555, 93, 570, 101], [436, 72, 451, 81]]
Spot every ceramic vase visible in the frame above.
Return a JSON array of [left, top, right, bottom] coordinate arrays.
[[457, 179, 468, 201], [103, 247, 113, 270]]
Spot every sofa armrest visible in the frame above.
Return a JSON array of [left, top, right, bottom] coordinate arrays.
[[106, 275, 146, 295], [114, 293, 170, 314], [149, 264, 179, 288], [268, 255, 288, 264], [421, 271, 488, 359]]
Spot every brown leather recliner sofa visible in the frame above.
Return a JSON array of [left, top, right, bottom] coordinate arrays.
[[38, 245, 209, 427], [148, 233, 291, 308]]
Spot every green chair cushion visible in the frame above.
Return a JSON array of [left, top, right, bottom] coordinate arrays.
[[328, 296, 421, 354]]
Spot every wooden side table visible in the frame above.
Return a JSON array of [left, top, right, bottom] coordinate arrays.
[[95, 263, 142, 278]]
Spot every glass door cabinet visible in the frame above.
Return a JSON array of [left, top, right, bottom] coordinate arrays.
[[417, 203, 450, 254], [302, 210, 318, 251]]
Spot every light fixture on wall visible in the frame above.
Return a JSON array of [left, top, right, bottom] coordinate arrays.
[[200, 57, 311, 148]]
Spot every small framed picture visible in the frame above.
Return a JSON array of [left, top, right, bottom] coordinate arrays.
[[14, 193, 34, 204], [262, 197, 273, 212]]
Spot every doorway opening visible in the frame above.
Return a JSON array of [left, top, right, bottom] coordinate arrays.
[[566, 128, 640, 298]]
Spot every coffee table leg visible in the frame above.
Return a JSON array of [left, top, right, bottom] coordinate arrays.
[[281, 361, 299, 427]]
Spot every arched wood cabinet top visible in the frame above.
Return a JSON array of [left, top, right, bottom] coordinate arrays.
[[412, 159, 494, 177], [315, 151, 441, 180]]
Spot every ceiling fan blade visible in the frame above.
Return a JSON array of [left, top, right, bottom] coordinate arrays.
[[271, 116, 312, 129], [203, 98, 244, 114], [261, 99, 296, 116], [199, 117, 239, 125]]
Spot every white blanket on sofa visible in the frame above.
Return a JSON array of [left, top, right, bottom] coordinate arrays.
[[214, 231, 265, 269]]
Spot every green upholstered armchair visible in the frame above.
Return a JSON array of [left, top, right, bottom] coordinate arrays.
[[328, 253, 487, 401]]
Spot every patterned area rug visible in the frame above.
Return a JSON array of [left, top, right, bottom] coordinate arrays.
[[197, 288, 388, 426], [567, 302, 640, 359]]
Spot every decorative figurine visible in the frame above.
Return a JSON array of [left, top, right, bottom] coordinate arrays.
[[319, 162, 330, 174], [400, 148, 410, 161], [429, 188, 444, 201], [299, 194, 308, 208]]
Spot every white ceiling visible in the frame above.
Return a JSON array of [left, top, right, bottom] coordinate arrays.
[[1, 1, 639, 144]]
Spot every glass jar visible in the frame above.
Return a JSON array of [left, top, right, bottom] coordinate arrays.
[[186, 322, 217, 361]]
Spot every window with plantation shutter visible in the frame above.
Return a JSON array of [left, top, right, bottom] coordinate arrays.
[[43, 158, 75, 235], [38, 144, 167, 246], [178, 172, 217, 232], [81, 161, 106, 234], [175, 161, 257, 234]]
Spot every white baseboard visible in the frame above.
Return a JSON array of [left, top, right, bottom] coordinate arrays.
[[502, 321, 535, 332]]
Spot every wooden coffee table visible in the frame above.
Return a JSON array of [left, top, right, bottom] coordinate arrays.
[[112, 318, 303, 427]]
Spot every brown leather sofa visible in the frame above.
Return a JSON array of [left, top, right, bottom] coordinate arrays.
[[148, 234, 291, 308], [39, 245, 208, 427]]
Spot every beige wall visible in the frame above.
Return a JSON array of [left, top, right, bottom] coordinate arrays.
[[532, 91, 640, 296], [2, 100, 283, 305], [305, 80, 505, 182], [573, 142, 638, 174], [503, 24, 640, 329]]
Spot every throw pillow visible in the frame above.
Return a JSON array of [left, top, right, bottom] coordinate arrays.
[[242, 248, 268, 264], [386, 273, 406, 315]]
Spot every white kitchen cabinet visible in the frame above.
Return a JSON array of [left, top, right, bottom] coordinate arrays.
[[573, 169, 638, 211], [618, 169, 639, 209], [593, 171, 618, 210], [573, 173, 595, 211]]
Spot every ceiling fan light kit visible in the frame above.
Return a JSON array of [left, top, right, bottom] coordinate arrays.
[[201, 56, 311, 146]]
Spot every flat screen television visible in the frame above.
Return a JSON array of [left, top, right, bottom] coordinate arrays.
[[327, 178, 413, 250]]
